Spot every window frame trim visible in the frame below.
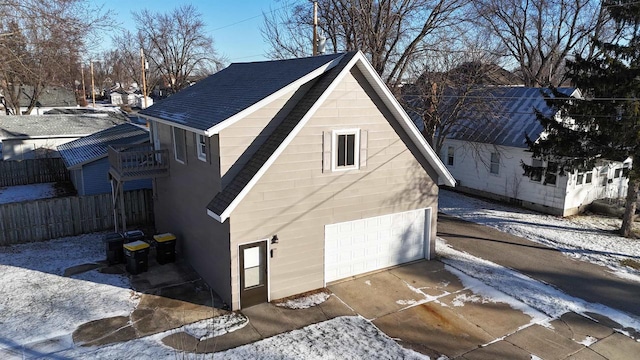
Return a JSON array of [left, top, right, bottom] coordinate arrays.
[[489, 152, 500, 175], [196, 134, 207, 162], [331, 129, 360, 172], [172, 127, 186, 164]]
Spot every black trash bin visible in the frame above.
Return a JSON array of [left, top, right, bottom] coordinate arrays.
[[103, 233, 125, 265], [123, 240, 150, 275], [153, 233, 176, 264]]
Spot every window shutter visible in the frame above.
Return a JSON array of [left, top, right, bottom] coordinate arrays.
[[359, 130, 368, 168], [323, 131, 332, 172]]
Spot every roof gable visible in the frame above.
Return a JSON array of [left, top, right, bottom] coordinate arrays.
[[139, 53, 345, 133], [206, 51, 455, 222], [57, 123, 149, 169]]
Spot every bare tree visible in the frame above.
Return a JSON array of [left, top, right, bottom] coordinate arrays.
[[262, 0, 468, 87], [472, 0, 613, 87], [131, 5, 224, 95], [0, 0, 112, 114]]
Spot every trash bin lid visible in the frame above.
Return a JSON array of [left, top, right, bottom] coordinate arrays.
[[103, 233, 124, 243], [124, 230, 145, 238], [123, 240, 150, 251], [154, 233, 176, 242]]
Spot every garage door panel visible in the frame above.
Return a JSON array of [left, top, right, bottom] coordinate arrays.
[[325, 209, 430, 283]]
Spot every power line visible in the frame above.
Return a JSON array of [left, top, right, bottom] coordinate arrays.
[[209, 3, 300, 32]]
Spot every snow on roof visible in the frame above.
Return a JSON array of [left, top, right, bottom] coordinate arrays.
[[0, 114, 126, 140], [57, 123, 148, 169]]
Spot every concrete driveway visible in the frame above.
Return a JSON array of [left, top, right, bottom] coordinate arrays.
[[327, 260, 640, 360]]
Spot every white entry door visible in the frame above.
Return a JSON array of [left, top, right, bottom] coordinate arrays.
[[324, 208, 430, 283]]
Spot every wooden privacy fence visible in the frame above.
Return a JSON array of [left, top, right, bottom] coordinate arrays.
[[0, 158, 69, 187], [0, 189, 153, 245]]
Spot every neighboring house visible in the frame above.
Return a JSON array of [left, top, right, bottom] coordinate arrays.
[[57, 123, 152, 195], [437, 86, 630, 216], [0, 86, 77, 115], [0, 114, 125, 160], [111, 51, 454, 310]]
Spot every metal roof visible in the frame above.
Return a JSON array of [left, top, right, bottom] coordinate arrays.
[[0, 114, 125, 140], [57, 123, 149, 169], [428, 87, 576, 148], [139, 53, 345, 131]]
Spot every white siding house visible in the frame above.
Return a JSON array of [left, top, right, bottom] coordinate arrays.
[[437, 87, 630, 216]]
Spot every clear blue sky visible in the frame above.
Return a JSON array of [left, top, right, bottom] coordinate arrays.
[[95, 0, 287, 63]]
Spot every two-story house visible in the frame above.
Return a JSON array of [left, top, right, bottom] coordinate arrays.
[[110, 51, 455, 310]]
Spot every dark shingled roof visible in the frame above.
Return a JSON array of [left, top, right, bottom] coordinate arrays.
[[431, 87, 575, 148], [207, 52, 357, 216], [139, 53, 345, 131], [57, 123, 149, 168]]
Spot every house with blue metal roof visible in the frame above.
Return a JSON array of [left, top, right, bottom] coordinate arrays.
[[110, 51, 456, 310], [438, 86, 630, 216], [57, 123, 152, 195]]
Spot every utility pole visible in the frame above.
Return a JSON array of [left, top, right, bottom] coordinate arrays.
[[80, 65, 86, 102], [90, 60, 96, 108], [140, 48, 148, 109], [312, 1, 318, 56]]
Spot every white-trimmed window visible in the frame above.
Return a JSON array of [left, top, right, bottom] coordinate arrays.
[[197, 134, 207, 162], [585, 171, 593, 184], [530, 159, 543, 182], [332, 129, 360, 171], [489, 152, 500, 175], [447, 146, 455, 166], [173, 127, 186, 164], [544, 162, 558, 186], [576, 172, 584, 185]]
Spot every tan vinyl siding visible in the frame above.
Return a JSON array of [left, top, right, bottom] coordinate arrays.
[[218, 82, 315, 187], [153, 122, 233, 304], [228, 67, 439, 309]]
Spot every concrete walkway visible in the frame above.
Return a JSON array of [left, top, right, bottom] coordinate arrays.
[[438, 213, 640, 318]]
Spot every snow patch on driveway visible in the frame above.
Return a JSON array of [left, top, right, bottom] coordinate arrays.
[[438, 238, 640, 333], [439, 190, 640, 282]]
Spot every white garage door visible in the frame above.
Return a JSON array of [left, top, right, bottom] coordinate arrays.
[[324, 208, 431, 283]]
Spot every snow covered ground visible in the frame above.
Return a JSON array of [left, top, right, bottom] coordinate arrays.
[[438, 238, 640, 334], [439, 190, 640, 281], [0, 233, 138, 353], [61, 316, 426, 360], [0, 182, 59, 204]]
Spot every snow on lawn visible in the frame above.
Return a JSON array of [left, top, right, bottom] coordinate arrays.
[[0, 182, 59, 204], [0, 233, 138, 349], [183, 313, 249, 340], [62, 316, 428, 360], [439, 190, 640, 281], [438, 238, 640, 334]]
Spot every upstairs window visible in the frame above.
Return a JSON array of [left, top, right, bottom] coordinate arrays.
[[197, 134, 207, 162], [447, 146, 455, 166], [576, 172, 584, 185], [585, 171, 593, 184], [173, 127, 186, 164], [490, 152, 500, 175], [332, 129, 360, 171]]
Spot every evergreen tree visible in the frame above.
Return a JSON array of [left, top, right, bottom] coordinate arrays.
[[526, 0, 639, 237]]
